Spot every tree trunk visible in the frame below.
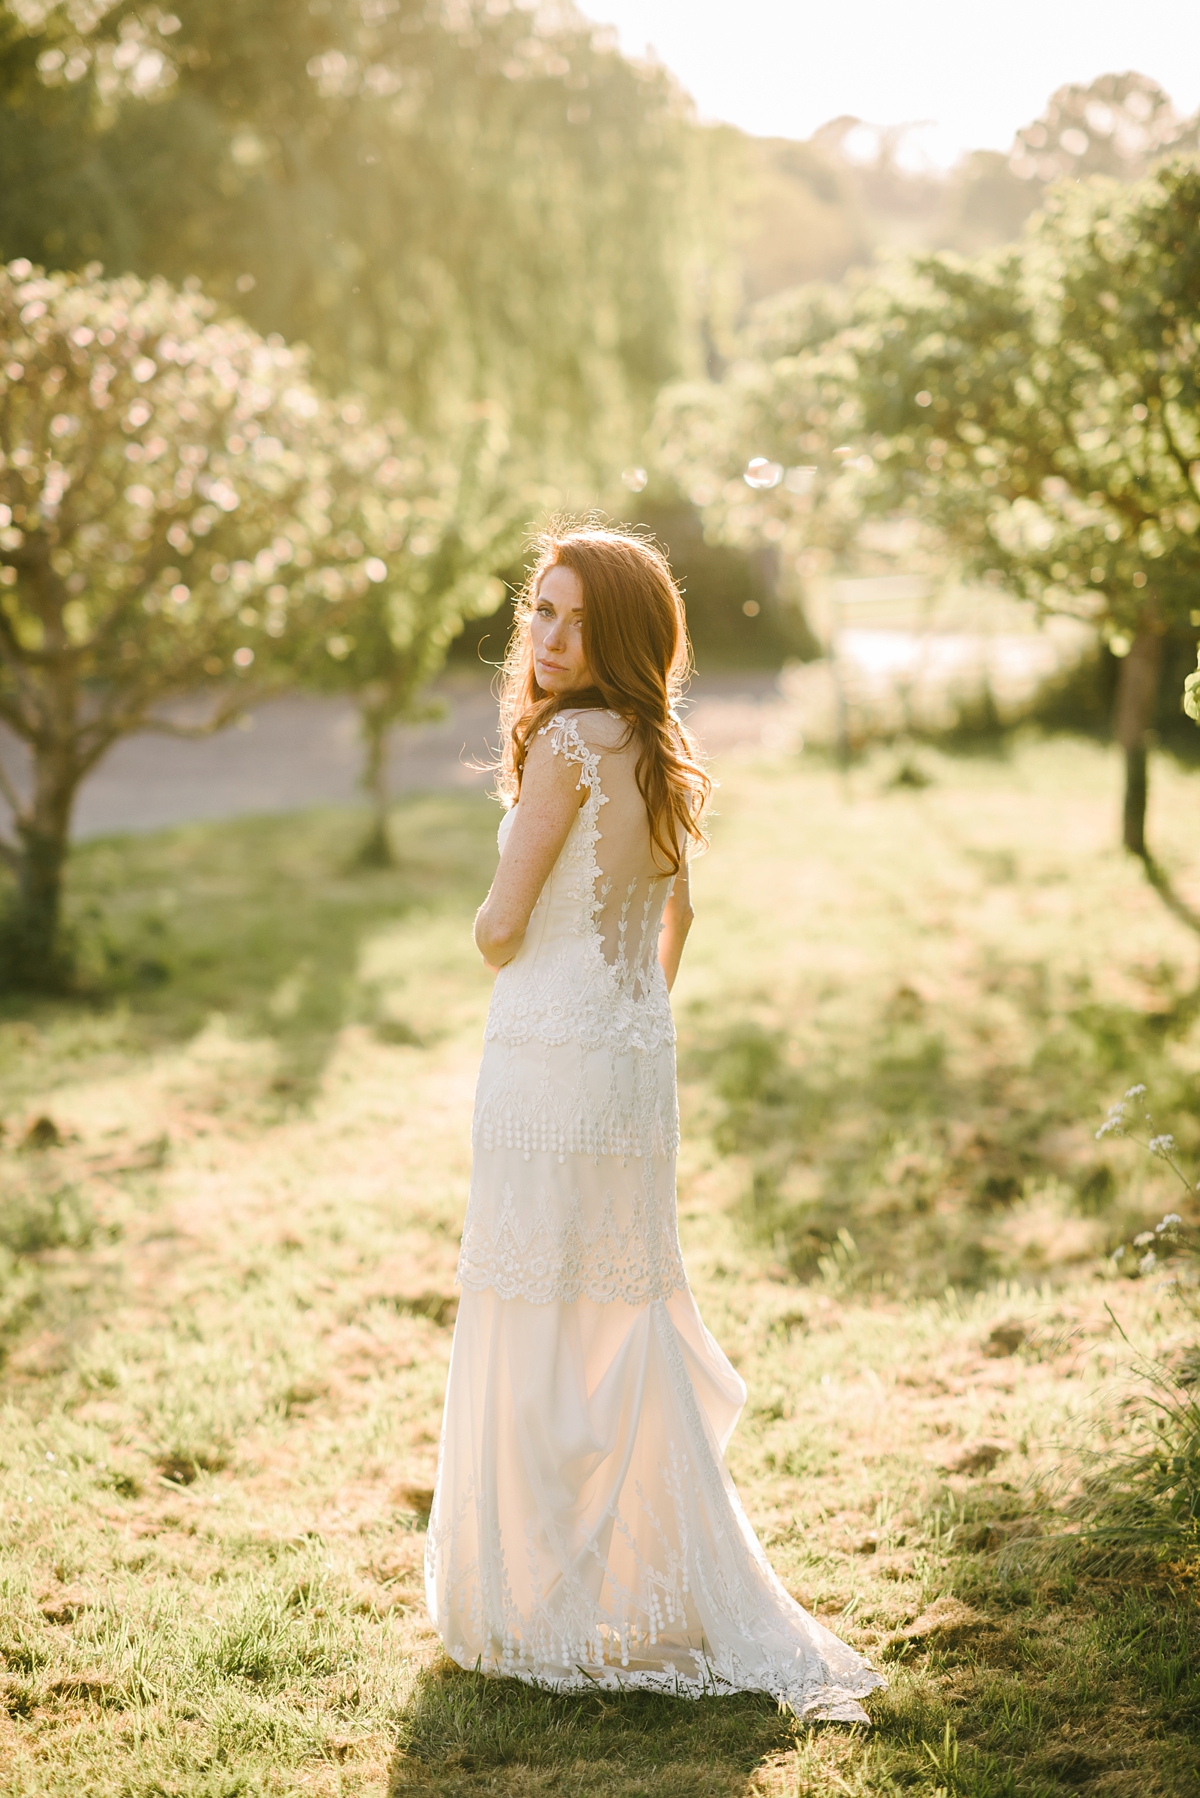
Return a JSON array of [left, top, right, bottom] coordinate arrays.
[[1112, 624, 1163, 859], [2, 749, 79, 990], [356, 705, 395, 867]]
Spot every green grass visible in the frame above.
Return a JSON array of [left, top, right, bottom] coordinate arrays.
[[0, 738, 1198, 1795]]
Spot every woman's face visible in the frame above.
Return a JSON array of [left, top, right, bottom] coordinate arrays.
[[531, 564, 592, 696]]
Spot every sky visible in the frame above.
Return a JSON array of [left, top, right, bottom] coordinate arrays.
[[577, 0, 1200, 166]]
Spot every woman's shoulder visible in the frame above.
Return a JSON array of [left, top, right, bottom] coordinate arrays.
[[548, 706, 630, 754]]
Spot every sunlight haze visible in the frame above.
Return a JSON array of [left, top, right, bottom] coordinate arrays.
[[579, 0, 1200, 163]]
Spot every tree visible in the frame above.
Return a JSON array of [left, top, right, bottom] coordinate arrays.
[[0, 2, 704, 847], [0, 0, 698, 484], [1008, 70, 1198, 187], [649, 282, 888, 640], [672, 161, 1200, 859], [842, 159, 1200, 857], [0, 259, 428, 986], [299, 406, 522, 865]]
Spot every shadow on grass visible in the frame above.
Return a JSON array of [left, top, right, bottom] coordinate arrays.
[[1143, 853, 1200, 943], [0, 790, 500, 1107], [684, 954, 1200, 1295], [387, 1660, 801, 1798]]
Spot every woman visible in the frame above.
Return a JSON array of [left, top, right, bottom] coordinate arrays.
[[425, 525, 883, 1722]]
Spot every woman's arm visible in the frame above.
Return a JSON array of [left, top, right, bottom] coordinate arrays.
[[474, 733, 586, 970], [657, 857, 694, 993]]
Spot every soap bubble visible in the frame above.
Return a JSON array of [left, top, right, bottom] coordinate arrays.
[[744, 458, 783, 490]]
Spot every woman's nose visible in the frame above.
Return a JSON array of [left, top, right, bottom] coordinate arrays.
[[543, 615, 565, 647]]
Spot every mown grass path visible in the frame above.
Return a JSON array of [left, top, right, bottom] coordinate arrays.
[[1, 738, 1198, 1795]]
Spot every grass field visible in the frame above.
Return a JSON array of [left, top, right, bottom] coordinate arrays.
[[1, 734, 1199, 1796]]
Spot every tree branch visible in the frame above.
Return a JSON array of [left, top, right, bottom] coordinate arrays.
[[83, 683, 273, 755], [0, 599, 79, 671], [140, 688, 265, 739], [1155, 397, 1198, 501], [0, 685, 34, 739]]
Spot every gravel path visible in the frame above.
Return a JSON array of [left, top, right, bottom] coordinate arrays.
[[0, 671, 787, 840]]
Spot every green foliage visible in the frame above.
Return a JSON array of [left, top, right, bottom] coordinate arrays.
[[0, 260, 370, 702], [0, 259, 498, 978], [299, 407, 522, 858], [632, 500, 817, 666], [662, 156, 1200, 860], [712, 75, 1200, 320], [1067, 1356, 1200, 1561], [668, 159, 1200, 647], [845, 160, 1200, 643], [1008, 70, 1199, 187], [1, 0, 695, 480]]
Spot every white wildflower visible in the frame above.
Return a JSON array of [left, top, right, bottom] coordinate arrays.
[[1096, 1107, 1127, 1140]]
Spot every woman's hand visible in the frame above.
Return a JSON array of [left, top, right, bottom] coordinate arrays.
[[474, 731, 586, 970], [657, 857, 694, 993]]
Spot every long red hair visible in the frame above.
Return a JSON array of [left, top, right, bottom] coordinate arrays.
[[497, 524, 710, 875]]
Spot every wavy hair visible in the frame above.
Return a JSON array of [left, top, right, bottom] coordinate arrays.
[[497, 524, 710, 875]]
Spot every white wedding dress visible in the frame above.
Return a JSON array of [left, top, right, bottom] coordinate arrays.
[[425, 709, 884, 1721]]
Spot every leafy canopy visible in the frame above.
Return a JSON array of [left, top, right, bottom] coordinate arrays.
[[0, 259, 414, 761], [2, 0, 697, 482], [843, 159, 1200, 639], [658, 159, 1200, 656]]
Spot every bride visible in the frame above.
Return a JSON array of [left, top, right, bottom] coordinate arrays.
[[425, 525, 883, 1723]]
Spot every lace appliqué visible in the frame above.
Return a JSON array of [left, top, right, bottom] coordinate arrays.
[[471, 1029, 679, 1164], [457, 1165, 687, 1306], [463, 708, 686, 1306]]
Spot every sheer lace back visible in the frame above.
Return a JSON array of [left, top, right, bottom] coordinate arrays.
[[554, 709, 674, 990]]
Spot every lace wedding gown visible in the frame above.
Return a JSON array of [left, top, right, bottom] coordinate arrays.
[[425, 709, 884, 1721]]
